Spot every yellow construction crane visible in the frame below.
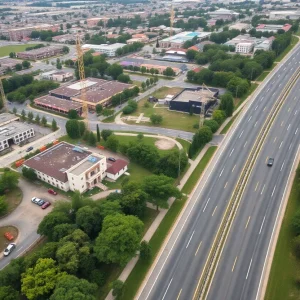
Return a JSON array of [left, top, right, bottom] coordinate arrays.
[[75, 32, 89, 130], [170, 2, 175, 37]]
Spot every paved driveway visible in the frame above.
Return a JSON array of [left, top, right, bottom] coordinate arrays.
[[0, 179, 66, 269]]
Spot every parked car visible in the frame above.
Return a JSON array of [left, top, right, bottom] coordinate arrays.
[[26, 146, 33, 152], [31, 197, 39, 204], [108, 157, 116, 162], [267, 157, 274, 167], [4, 243, 16, 256], [37, 199, 45, 206], [41, 201, 51, 209], [48, 189, 57, 195]]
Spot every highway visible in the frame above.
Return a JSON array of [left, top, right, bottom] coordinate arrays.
[[137, 44, 300, 300]]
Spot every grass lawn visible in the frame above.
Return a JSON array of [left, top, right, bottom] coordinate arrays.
[[0, 226, 18, 252], [3, 187, 23, 216], [176, 138, 191, 154], [182, 146, 217, 195], [0, 44, 39, 57], [275, 36, 299, 63], [257, 71, 270, 82], [122, 146, 218, 300], [132, 80, 142, 87], [102, 115, 115, 123], [265, 167, 300, 300]]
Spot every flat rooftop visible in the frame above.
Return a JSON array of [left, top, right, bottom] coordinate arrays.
[[172, 90, 214, 103], [0, 113, 19, 126], [34, 95, 82, 112], [18, 45, 63, 56], [0, 121, 33, 143], [69, 155, 103, 176], [24, 142, 91, 182]]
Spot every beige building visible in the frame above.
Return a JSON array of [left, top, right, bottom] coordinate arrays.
[[23, 142, 107, 193]]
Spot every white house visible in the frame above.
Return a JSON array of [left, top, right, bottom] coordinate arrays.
[[106, 159, 128, 181]]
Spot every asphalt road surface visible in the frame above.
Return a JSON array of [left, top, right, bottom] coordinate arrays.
[[137, 45, 300, 300]]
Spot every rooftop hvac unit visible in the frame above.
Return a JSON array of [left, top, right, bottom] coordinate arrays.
[[73, 147, 84, 153]]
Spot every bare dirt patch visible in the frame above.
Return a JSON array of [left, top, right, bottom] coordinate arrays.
[[155, 139, 175, 150]]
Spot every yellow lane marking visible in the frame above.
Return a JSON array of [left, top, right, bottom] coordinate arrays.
[[195, 241, 202, 256], [273, 137, 277, 143], [255, 182, 259, 191], [177, 289, 182, 300], [232, 256, 238, 272], [265, 156, 269, 163], [245, 216, 251, 229], [232, 165, 236, 172], [212, 206, 217, 217], [224, 182, 228, 189]]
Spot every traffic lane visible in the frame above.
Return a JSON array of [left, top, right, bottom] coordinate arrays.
[[142, 64, 298, 299], [153, 69, 300, 299], [207, 85, 300, 300]]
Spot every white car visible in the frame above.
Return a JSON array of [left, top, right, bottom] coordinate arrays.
[[4, 243, 16, 256]]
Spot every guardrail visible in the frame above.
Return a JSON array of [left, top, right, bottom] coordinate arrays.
[[193, 67, 300, 300]]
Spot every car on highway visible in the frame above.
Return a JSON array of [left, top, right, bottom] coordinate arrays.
[[267, 157, 274, 167], [26, 146, 33, 152], [108, 157, 116, 162], [48, 189, 57, 195], [3, 243, 16, 256], [41, 201, 51, 209]]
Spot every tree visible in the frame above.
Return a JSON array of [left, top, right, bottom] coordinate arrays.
[[0, 170, 19, 193], [35, 114, 40, 124], [62, 46, 70, 54], [0, 286, 20, 300], [101, 129, 113, 141], [0, 195, 8, 216], [68, 109, 78, 119], [52, 224, 75, 242], [150, 114, 163, 125], [96, 104, 103, 115], [56, 242, 79, 274], [50, 275, 97, 300], [22, 60, 30, 69], [98, 200, 123, 219], [163, 67, 175, 77], [88, 131, 97, 146], [143, 175, 181, 210], [22, 167, 37, 181], [9, 52, 16, 58], [186, 49, 197, 60], [203, 119, 219, 133], [76, 206, 102, 237], [15, 64, 22, 71], [112, 280, 124, 299], [292, 210, 300, 235], [96, 124, 101, 142], [117, 73, 131, 83], [52, 119, 58, 131], [121, 181, 148, 218], [12, 107, 17, 114], [146, 79, 150, 87], [38, 211, 72, 240], [21, 109, 26, 120], [106, 64, 123, 80], [220, 92, 234, 117], [41, 116, 47, 126], [94, 214, 144, 266], [21, 258, 65, 300], [141, 82, 146, 91], [66, 119, 81, 139], [105, 134, 119, 152], [27, 111, 34, 123], [212, 110, 226, 125], [140, 241, 151, 261]]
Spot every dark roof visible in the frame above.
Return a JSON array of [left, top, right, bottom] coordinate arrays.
[[34, 95, 82, 112], [24, 142, 91, 182], [106, 159, 128, 175]]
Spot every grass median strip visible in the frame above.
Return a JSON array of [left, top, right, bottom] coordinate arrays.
[[265, 166, 300, 300], [122, 146, 217, 300]]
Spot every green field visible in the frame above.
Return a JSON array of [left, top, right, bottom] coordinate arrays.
[[0, 44, 39, 57], [265, 167, 300, 300]]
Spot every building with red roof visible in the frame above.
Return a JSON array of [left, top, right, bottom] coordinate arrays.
[[106, 159, 128, 181]]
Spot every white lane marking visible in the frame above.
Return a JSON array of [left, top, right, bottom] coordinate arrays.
[[271, 185, 276, 197], [261, 184, 265, 195], [248, 116, 252, 122], [246, 258, 253, 280], [279, 141, 283, 149], [295, 128, 299, 135], [295, 110, 298, 115], [239, 130, 244, 139], [203, 198, 210, 212], [186, 230, 195, 248], [263, 106, 266, 112], [162, 278, 173, 300], [254, 121, 258, 127], [280, 160, 285, 172], [283, 67, 286, 71], [244, 141, 248, 148], [288, 107, 291, 112], [279, 83, 282, 87], [255, 105, 258, 111], [261, 96, 264, 100], [259, 216, 266, 235], [229, 148, 234, 157], [289, 143, 293, 150], [287, 124, 291, 131], [16, 246, 23, 252], [219, 168, 224, 177]]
